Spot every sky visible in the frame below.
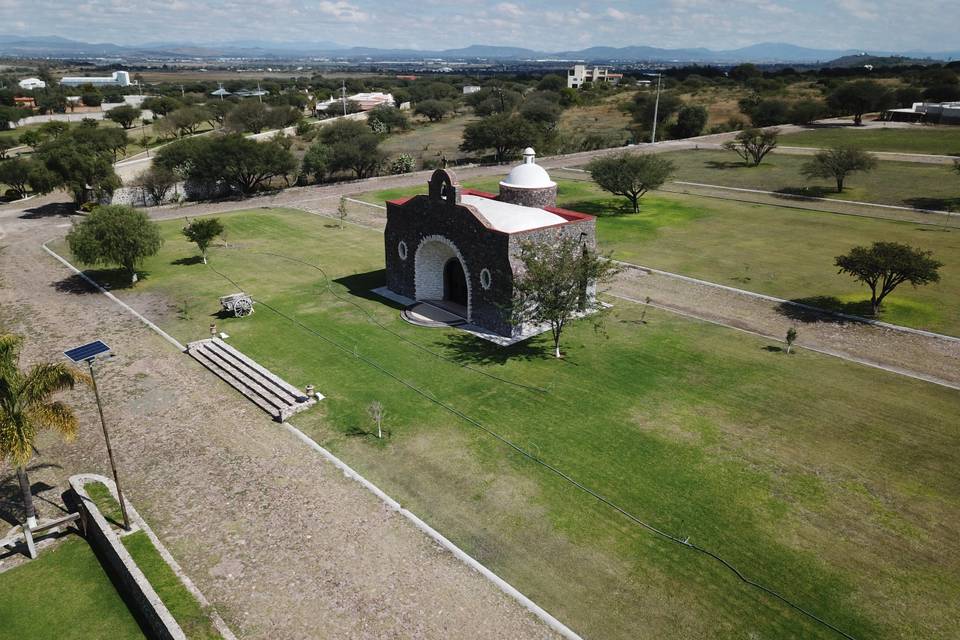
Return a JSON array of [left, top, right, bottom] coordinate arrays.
[[1, 0, 958, 52]]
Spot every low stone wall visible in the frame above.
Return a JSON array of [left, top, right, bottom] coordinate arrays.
[[66, 474, 187, 640]]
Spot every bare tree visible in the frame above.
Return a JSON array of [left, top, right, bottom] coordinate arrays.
[[367, 401, 385, 439], [722, 128, 780, 166]]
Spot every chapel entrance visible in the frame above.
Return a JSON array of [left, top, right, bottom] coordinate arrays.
[[443, 258, 468, 307]]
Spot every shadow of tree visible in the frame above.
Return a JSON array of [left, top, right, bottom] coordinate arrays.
[[564, 199, 635, 217], [903, 196, 960, 212], [19, 202, 78, 220], [762, 345, 784, 353], [705, 160, 751, 170], [775, 186, 839, 199], [777, 296, 874, 324], [53, 269, 146, 294], [0, 463, 64, 527], [440, 331, 546, 366], [171, 255, 203, 266]]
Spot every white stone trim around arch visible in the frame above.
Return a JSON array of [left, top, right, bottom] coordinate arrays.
[[414, 234, 473, 321]]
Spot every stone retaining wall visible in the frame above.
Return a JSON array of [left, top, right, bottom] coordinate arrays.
[[66, 474, 187, 640]]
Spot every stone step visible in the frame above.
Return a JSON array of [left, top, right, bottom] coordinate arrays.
[[189, 347, 283, 420], [206, 339, 303, 406]]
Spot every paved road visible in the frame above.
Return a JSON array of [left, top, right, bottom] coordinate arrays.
[[0, 200, 560, 638]]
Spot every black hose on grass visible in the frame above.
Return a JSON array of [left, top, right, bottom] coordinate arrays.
[[205, 260, 859, 640]]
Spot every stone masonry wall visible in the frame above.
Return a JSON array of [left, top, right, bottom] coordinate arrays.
[[498, 184, 557, 208]]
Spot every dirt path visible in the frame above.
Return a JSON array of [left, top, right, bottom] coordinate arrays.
[[0, 204, 561, 639]]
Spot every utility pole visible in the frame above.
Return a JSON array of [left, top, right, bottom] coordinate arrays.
[[257, 81, 263, 103], [87, 358, 130, 530], [650, 72, 662, 144], [180, 84, 185, 98], [341, 80, 347, 116]]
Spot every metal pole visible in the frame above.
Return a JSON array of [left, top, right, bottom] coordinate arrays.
[[651, 73, 662, 144], [87, 360, 130, 530]]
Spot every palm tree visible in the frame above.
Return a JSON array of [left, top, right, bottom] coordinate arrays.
[[0, 334, 86, 528]]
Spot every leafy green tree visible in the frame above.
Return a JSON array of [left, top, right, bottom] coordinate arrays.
[[0, 334, 86, 527], [225, 100, 270, 133], [105, 104, 142, 129], [460, 113, 539, 162], [722, 127, 780, 166], [520, 96, 562, 128], [415, 99, 454, 122], [670, 105, 708, 138], [320, 119, 384, 179], [182, 217, 224, 264], [467, 87, 522, 116], [206, 101, 235, 127], [835, 242, 942, 316], [827, 80, 895, 125], [165, 105, 210, 137], [81, 92, 102, 107], [302, 142, 331, 183], [38, 121, 68, 139], [0, 157, 58, 199], [142, 95, 182, 117], [19, 129, 44, 149], [627, 92, 681, 140], [0, 137, 14, 159], [729, 63, 762, 81], [741, 98, 790, 127], [587, 153, 675, 213], [367, 104, 409, 133], [785, 328, 797, 355], [40, 136, 121, 205], [510, 237, 620, 358], [67, 205, 163, 283], [537, 74, 567, 92], [788, 99, 826, 125], [337, 196, 348, 230], [801, 146, 878, 192]]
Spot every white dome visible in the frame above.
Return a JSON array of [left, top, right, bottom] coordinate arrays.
[[499, 148, 555, 189]]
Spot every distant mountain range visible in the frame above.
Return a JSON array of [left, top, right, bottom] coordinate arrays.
[[1, 35, 958, 63]]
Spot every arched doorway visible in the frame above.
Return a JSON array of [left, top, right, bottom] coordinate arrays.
[[444, 258, 468, 307], [414, 235, 472, 320]]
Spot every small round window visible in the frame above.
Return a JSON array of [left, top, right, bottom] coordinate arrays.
[[480, 268, 492, 290], [398, 240, 408, 260]]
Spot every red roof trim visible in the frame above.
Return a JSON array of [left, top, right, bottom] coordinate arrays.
[[386, 196, 414, 206]]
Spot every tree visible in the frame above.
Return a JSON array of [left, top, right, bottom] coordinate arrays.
[[182, 217, 224, 264], [414, 99, 453, 122], [835, 242, 942, 316], [81, 92, 102, 107], [225, 100, 270, 133], [520, 96, 562, 128], [0, 157, 57, 200], [740, 98, 790, 127], [0, 137, 14, 160], [670, 105, 708, 138], [337, 196, 348, 230], [165, 106, 209, 137], [537, 74, 567, 92], [142, 95, 182, 117], [367, 401, 385, 439], [206, 101, 234, 127], [785, 327, 797, 355], [460, 114, 539, 162], [722, 128, 780, 166], [788, 99, 825, 125], [19, 129, 44, 149], [367, 104, 409, 133], [510, 237, 620, 358], [729, 63, 762, 82], [40, 136, 121, 205], [627, 92, 681, 141], [38, 121, 68, 140], [135, 165, 178, 205], [302, 142, 331, 183], [827, 80, 895, 125], [215, 136, 297, 194], [320, 119, 384, 179], [105, 104, 142, 129], [0, 334, 86, 528], [67, 205, 163, 283], [801, 146, 878, 192], [586, 153, 675, 213]]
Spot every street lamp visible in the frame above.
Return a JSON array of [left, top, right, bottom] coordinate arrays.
[[64, 340, 130, 530]]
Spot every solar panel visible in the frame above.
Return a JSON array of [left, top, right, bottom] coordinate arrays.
[[64, 340, 112, 363]]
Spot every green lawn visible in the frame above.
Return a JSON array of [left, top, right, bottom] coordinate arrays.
[[59, 209, 960, 639], [656, 149, 960, 211], [0, 537, 146, 640], [84, 481, 220, 640], [779, 126, 960, 156], [360, 178, 960, 334]]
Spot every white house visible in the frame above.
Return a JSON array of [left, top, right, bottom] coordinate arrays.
[[18, 77, 46, 90], [60, 71, 131, 87], [462, 85, 481, 95], [567, 65, 623, 89]]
